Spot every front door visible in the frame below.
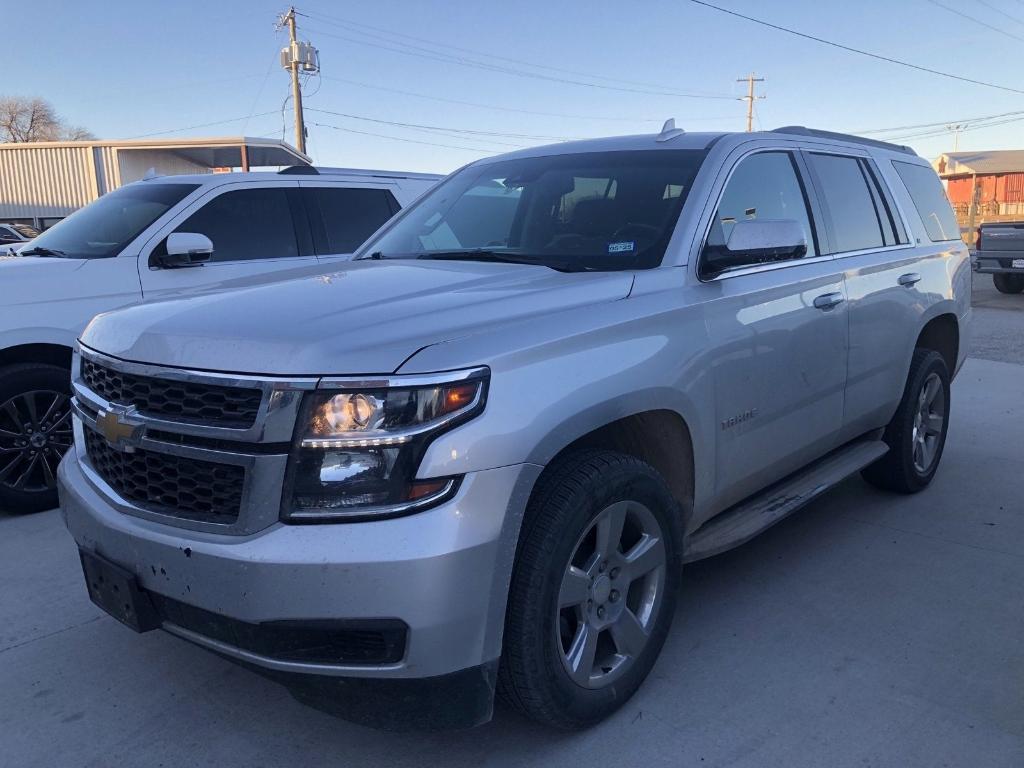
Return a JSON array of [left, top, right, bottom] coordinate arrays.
[[688, 149, 848, 510], [137, 181, 322, 299]]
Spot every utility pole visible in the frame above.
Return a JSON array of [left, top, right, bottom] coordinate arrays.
[[278, 7, 318, 155], [737, 73, 765, 132], [946, 123, 966, 153]]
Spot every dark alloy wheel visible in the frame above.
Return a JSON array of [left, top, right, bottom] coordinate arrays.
[[0, 364, 73, 513]]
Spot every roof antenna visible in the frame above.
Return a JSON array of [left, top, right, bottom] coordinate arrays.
[[657, 118, 685, 142], [142, 167, 159, 180]]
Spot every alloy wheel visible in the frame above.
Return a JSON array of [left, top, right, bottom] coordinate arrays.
[[911, 372, 945, 474], [556, 500, 667, 689], [0, 390, 73, 493]]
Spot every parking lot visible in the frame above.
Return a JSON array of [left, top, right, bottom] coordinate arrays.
[[1, 276, 1021, 768]]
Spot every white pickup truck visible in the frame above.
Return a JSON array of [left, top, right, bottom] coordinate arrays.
[[0, 166, 439, 512]]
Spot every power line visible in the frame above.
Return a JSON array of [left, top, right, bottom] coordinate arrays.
[[300, 8, 735, 98], [318, 75, 664, 123], [242, 51, 280, 134], [888, 114, 1024, 142], [304, 23, 737, 99], [687, 0, 1024, 96], [305, 107, 578, 142], [974, 0, 1024, 26], [310, 120, 499, 153], [925, 0, 1024, 42], [856, 108, 1024, 135], [128, 111, 279, 139]]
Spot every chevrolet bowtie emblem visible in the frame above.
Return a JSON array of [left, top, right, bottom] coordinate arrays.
[[95, 407, 145, 452]]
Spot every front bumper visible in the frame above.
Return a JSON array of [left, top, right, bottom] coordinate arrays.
[[59, 454, 540, 726]]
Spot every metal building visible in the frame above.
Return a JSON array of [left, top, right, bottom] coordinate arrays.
[[0, 137, 309, 230]]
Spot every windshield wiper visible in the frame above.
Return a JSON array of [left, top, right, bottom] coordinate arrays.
[[18, 246, 67, 258], [416, 250, 564, 269]]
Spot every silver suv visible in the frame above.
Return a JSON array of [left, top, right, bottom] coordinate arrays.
[[59, 125, 972, 730]]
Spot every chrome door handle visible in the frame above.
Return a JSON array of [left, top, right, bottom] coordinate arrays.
[[813, 292, 845, 310], [898, 272, 922, 287]]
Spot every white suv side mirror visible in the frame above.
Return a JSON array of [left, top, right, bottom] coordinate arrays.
[[157, 232, 214, 268]]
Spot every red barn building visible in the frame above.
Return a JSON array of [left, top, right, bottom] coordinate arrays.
[[935, 150, 1024, 243]]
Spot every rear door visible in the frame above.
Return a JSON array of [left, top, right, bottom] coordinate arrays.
[[137, 180, 320, 298], [688, 147, 850, 508], [803, 151, 926, 437], [301, 182, 401, 263]]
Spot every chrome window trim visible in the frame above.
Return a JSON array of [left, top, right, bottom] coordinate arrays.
[[695, 144, 919, 283], [695, 146, 826, 283], [803, 149, 916, 255]]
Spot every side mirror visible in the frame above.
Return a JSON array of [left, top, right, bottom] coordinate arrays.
[[156, 232, 213, 268], [702, 219, 807, 278]]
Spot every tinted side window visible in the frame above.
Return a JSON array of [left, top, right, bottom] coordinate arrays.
[[311, 187, 399, 254], [704, 151, 817, 271], [892, 161, 960, 242], [808, 153, 884, 253], [175, 188, 299, 262]]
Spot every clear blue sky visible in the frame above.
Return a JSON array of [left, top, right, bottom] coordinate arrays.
[[7, 0, 1024, 173]]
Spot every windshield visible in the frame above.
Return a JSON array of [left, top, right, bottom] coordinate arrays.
[[362, 149, 708, 271], [26, 183, 199, 259]]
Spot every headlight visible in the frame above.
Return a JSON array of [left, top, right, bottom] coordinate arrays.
[[282, 368, 488, 522]]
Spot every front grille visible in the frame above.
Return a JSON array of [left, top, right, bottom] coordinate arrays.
[[84, 428, 244, 525], [81, 358, 263, 429], [149, 593, 407, 665]]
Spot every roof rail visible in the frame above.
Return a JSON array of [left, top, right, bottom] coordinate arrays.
[[771, 126, 917, 156], [277, 165, 319, 175]]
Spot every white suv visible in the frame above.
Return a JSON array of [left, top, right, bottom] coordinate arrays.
[[0, 166, 439, 512]]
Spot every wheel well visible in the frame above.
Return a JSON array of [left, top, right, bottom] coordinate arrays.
[[544, 410, 694, 520], [0, 344, 73, 371], [916, 314, 959, 374]]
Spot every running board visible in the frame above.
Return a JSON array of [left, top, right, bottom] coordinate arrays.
[[683, 440, 889, 563]]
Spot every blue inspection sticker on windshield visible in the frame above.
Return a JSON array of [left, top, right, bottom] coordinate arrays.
[[607, 241, 636, 254]]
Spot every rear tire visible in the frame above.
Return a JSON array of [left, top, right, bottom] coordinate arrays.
[[862, 349, 950, 494], [498, 450, 683, 729], [993, 273, 1024, 294], [0, 363, 73, 514]]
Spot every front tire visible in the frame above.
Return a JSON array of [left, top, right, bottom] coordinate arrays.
[[0, 363, 73, 513], [498, 450, 683, 729], [862, 349, 950, 494], [993, 273, 1024, 294]]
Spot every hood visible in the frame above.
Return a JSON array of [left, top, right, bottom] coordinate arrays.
[[82, 260, 634, 375], [0, 255, 90, 300]]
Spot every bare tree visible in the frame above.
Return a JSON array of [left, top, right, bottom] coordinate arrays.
[[0, 96, 93, 142]]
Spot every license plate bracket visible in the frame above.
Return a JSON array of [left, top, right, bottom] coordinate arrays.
[[79, 549, 160, 633]]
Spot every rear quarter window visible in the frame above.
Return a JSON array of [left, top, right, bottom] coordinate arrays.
[[892, 161, 960, 242]]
